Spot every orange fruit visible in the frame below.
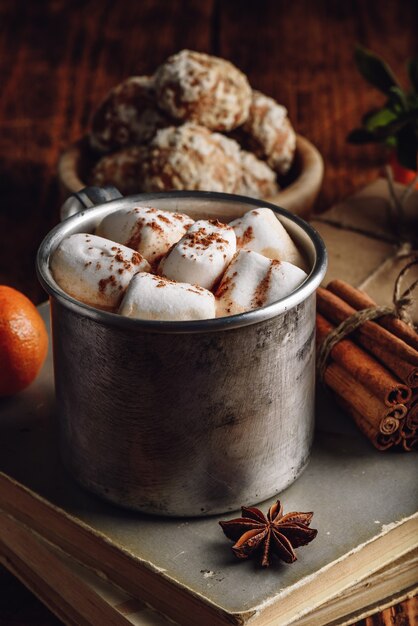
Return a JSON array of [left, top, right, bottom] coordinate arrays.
[[389, 153, 418, 188], [0, 285, 48, 397]]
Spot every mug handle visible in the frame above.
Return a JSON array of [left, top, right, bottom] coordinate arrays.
[[60, 185, 123, 222]]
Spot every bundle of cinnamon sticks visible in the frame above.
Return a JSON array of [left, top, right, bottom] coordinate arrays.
[[317, 280, 418, 451]]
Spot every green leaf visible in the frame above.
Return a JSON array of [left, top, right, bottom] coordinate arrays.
[[408, 58, 418, 93], [363, 107, 397, 131], [396, 123, 418, 171], [355, 45, 399, 95], [388, 86, 408, 112], [346, 128, 377, 144], [369, 112, 418, 141]]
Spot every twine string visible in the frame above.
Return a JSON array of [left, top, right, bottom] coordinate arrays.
[[317, 253, 418, 383]]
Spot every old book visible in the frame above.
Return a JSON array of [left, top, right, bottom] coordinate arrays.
[[1, 511, 417, 626], [0, 511, 167, 626], [0, 180, 417, 625]]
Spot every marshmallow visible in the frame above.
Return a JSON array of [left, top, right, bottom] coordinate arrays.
[[230, 208, 307, 270], [216, 250, 307, 317], [50, 233, 151, 310], [95, 206, 194, 266], [119, 272, 215, 321], [158, 219, 236, 290]]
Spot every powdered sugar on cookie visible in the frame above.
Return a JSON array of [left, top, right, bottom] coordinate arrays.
[[138, 124, 244, 193], [89, 76, 170, 153], [234, 90, 296, 175], [90, 146, 146, 195], [155, 50, 251, 131]]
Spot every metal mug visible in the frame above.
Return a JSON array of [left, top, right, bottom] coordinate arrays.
[[37, 188, 327, 516]]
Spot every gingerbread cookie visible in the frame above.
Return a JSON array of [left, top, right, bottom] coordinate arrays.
[[89, 76, 170, 153], [138, 123, 244, 193], [154, 50, 251, 131], [235, 90, 296, 175], [90, 146, 145, 195], [239, 151, 279, 199]]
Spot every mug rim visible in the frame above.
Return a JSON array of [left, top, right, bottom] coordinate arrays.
[[36, 190, 327, 334]]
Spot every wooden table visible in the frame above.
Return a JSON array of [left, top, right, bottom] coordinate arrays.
[[0, 1, 416, 623]]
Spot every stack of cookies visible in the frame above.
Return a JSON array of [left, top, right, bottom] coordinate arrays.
[[88, 50, 296, 199]]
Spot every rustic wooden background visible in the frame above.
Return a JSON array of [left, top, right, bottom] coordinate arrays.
[[0, 0, 417, 624], [1, 0, 418, 305]]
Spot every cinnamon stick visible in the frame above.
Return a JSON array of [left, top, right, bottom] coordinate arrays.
[[316, 313, 411, 405], [401, 438, 417, 452], [382, 403, 407, 421], [376, 431, 403, 451], [327, 279, 418, 351], [322, 360, 406, 434], [333, 394, 403, 451], [406, 392, 418, 429], [399, 422, 418, 451], [379, 415, 400, 435], [317, 287, 418, 387]]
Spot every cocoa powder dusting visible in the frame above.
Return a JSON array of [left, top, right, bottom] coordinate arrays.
[[252, 260, 279, 308], [237, 226, 254, 247], [126, 221, 144, 251], [208, 219, 228, 228], [149, 221, 164, 233], [131, 252, 143, 265], [150, 274, 177, 287], [174, 213, 187, 222], [215, 274, 233, 299], [156, 214, 171, 224], [184, 227, 228, 251], [189, 283, 205, 294], [98, 275, 116, 293]]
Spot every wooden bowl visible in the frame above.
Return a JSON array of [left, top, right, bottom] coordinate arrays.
[[58, 134, 324, 217]]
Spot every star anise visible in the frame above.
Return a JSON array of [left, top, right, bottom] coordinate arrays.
[[219, 500, 317, 567]]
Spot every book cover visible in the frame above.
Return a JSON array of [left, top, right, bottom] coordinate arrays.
[[1, 513, 416, 626]]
